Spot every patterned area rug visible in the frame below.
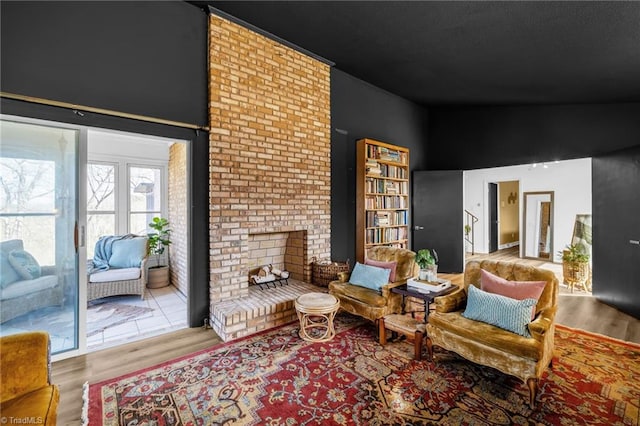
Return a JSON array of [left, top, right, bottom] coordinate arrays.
[[88, 314, 640, 425], [87, 303, 155, 337]]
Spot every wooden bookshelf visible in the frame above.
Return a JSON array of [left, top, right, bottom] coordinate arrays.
[[356, 138, 410, 263]]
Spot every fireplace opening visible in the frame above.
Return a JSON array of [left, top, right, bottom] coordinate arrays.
[[247, 230, 307, 284]]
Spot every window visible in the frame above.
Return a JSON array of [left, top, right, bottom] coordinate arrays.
[[0, 157, 57, 265], [129, 166, 163, 235], [87, 163, 116, 258], [86, 162, 165, 258]]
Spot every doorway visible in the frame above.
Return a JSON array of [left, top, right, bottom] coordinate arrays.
[[85, 128, 190, 351], [488, 183, 498, 253], [0, 115, 190, 357]]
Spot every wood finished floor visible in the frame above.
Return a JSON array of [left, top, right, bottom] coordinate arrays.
[[53, 248, 640, 425]]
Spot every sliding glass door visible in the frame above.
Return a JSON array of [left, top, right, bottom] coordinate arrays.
[[0, 118, 83, 355]]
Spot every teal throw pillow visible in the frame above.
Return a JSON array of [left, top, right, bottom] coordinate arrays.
[[1, 252, 22, 287], [110, 237, 147, 268], [463, 284, 536, 337], [8, 249, 42, 280], [348, 262, 391, 292]]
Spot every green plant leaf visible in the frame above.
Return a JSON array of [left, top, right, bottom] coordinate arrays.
[[147, 216, 172, 266]]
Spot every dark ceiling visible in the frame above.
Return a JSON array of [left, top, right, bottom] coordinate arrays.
[[201, 1, 640, 107]]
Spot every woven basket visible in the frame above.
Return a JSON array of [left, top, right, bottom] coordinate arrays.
[[562, 260, 589, 286], [312, 257, 350, 287]]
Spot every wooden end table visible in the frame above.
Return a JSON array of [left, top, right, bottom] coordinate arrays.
[[391, 282, 456, 323]]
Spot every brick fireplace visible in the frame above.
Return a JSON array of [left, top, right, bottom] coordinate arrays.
[[247, 230, 307, 282], [208, 15, 331, 341]]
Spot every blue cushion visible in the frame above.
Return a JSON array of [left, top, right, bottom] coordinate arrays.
[[348, 262, 391, 292], [8, 249, 41, 280], [1, 252, 22, 287], [109, 237, 147, 268], [463, 285, 537, 337]]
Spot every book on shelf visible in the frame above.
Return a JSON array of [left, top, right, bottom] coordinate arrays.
[[376, 212, 390, 226], [366, 159, 381, 175], [385, 181, 399, 193], [378, 147, 400, 162]]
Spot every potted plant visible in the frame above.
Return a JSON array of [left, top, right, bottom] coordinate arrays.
[[147, 216, 172, 288], [560, 243, 590, 292], [415, 248, 438, 281]]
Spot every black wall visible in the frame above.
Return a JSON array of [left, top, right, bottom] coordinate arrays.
[[1, 1, 210, 327], [428, 103, 640, 170], [1, 1, 208, 127], [330, 69, 429, 264]]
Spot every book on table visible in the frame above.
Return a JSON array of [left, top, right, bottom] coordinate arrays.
[[407, 277, 452, 294]]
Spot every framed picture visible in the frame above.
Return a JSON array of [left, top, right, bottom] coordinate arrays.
[[571, 214, 592, 261]]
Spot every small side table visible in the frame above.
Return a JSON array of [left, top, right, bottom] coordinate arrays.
[[379, 314, 426, 360], [391, 283, 456, 323], [295, 292, 340, 342]]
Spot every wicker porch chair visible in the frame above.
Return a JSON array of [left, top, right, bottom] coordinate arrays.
[[87, 235, 149, 301], [87, 257, 148, 301]]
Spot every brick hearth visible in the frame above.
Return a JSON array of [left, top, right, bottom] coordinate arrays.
[[211, 280, 326, 341]]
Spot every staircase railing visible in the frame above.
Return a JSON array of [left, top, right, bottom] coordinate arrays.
[[464, 210, 479, 255]]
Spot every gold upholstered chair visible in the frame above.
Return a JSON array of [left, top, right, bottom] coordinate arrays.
[[426, 260, 559, 408], [0, 331, 59, 424], [328, 246, 419, 323]]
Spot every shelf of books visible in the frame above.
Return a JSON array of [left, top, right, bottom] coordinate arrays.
[[356, 138, 410, 262]]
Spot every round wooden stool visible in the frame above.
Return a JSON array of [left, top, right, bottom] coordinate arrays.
[[294, 292, 340, 342]]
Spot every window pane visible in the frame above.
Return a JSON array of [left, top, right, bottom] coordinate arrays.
[[0, 216, 55, 265], [86, 214, 115, 258], [87, 163, 115, 211], [0, 158, 55, 213], [130, 167, 161, 212], [130, 213, 157, 236]]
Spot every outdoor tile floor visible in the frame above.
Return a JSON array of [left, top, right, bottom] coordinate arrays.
[[88, 285, 188, 351]]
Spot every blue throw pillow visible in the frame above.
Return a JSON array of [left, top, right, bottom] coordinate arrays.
[[8, 249, 41, 280], [1, 252, 22, 287], [463, 284, 537, 337], [348, 262, 391, 292], [109, 237, 147, 268]]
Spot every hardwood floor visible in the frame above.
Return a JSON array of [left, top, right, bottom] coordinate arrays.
[[53, 326, 221, 425], [52, 248, 639, 425]]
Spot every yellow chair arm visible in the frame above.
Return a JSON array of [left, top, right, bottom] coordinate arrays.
[[433, 287, 466, 313], [528, 307, 557, 341], [381, 280, 408, 298]]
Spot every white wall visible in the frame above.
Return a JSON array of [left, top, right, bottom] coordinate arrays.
[[88, 128, 171, 161], [464, 158, 592, 262]]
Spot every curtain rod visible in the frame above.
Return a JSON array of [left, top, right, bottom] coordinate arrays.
[[0, 92, 209, 132]]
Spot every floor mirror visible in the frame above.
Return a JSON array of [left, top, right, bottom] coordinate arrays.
[[523, 191, 554, 260]]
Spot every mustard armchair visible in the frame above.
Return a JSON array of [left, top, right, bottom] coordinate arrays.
[[426, 260, 559, 408], [328, 246, 419, 322], [0, 331, 59, 425]]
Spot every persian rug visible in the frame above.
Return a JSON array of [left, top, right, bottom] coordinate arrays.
[[87, 314, 640, 425]]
